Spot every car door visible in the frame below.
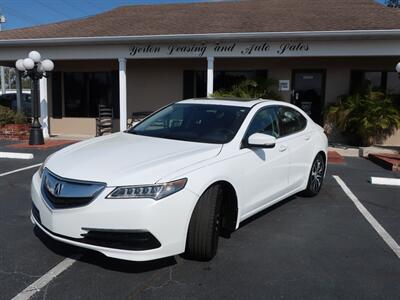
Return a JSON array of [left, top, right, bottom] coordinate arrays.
[[239, 106, 291, 217], [276, 105, 313, 189]]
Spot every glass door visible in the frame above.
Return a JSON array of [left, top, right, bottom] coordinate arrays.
[[292, 70, 326, 125]]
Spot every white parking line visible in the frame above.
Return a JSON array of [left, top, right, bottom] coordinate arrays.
[[0, 163, 42, 177], [11, 257, 80, 300], [370, 176, 400, 187], [333, 175, 400, 259], [0, 152, 34, 160]]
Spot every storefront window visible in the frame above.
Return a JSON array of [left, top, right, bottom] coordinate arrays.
[[214, 70, 268, 92], [350, 71, 384, 94], [350, 71, 400, 95], [387, 72, 400, 95], [364, 72, 383, 90], [183, 70, 268, 99], [61, 71, 119, 118]]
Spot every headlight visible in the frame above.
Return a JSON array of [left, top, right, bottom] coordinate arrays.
[[107, 178, 187, 200]]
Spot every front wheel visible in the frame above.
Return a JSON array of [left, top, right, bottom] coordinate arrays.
[[185, 185, 222, 261], [301, 153, 326, 197]]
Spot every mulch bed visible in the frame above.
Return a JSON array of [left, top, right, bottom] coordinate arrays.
[[328, 150, 345, 164]]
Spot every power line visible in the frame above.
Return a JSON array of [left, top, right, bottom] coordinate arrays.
[[57, 0, 93, 16], [36, 0, 74, 19]]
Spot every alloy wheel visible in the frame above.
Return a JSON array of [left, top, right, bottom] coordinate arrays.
[[310, 156, 325, 193]]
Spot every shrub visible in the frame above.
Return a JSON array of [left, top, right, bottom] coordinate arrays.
[[0, 105, 27, 126], [326, 91, 400, 146], [213, 78, 282, 101]]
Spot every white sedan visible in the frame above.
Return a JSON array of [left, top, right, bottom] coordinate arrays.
[[31, 99, 328, 261]]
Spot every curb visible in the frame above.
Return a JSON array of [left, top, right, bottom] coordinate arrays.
[[368, 153, 400, 172]]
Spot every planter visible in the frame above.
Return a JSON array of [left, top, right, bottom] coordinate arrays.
[[0, 123, 30, 141]]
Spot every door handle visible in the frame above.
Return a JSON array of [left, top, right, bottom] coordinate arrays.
[[278, 145, 288, 152], [305, 135, 311, 141]]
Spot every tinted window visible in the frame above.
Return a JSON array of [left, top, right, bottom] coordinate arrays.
[[276, 106, 307, 136], [130, 103, 250, 144], [64, 72, 119, 118], [246, 107, 279, 138]]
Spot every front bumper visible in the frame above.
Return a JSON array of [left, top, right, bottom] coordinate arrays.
[[31, 171, 199, 261]]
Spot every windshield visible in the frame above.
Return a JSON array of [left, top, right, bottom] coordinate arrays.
[[129, 103, 250, 144]]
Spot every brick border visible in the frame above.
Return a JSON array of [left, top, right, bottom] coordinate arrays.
[[0, 124, 30, 141]]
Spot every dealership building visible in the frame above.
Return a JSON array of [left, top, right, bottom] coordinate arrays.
[[0, 0, 399, 143]]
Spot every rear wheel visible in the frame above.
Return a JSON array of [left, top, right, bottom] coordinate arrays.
[[185, 185, 222, 261], [301, 153, 326, 197]]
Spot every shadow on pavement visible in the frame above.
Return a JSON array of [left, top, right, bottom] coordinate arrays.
[[238, 195, 297, 229], [34, 226, 177, 273]]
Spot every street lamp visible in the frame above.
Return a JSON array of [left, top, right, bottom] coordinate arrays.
[[15, 51, 54, 145]]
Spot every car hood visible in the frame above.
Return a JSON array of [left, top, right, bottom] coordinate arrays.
[[45, 132, 222, 186]]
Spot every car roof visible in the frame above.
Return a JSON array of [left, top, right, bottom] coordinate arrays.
[[178, 98, 282, 108]]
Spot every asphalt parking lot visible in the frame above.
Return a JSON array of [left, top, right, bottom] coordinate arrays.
[[0, 145, 399, 300]]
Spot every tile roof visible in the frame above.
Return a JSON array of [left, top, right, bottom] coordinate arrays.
[[1, 0, 400, 40]]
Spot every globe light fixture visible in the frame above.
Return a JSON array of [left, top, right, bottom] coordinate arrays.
[[23, 58, 34, 70], [396, 62, 400, 78], [15, 59, 25, 71], [15, 51, 54, 145], [28, 50, 41, 63], [41, 59, 54, 72]]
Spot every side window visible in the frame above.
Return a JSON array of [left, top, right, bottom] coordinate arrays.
[[246, 107, 279, 138], [276, 106, 307, 137]]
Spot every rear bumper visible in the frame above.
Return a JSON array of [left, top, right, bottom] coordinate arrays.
[[31, 171, 199, 261]]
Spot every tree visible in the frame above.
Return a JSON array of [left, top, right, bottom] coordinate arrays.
[[0, 67, 31, 91], [212, 78, 282, 101], [326, 91, 400, 146]]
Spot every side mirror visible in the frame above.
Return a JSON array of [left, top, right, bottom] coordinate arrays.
[[246, 133, 276, 148]]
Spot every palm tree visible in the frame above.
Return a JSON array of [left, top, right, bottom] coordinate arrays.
[[212, 78, 282, 100], [326, 91, 400, 145]]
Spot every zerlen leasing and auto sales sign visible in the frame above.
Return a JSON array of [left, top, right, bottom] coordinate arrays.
[[128, 41, 310, 58]]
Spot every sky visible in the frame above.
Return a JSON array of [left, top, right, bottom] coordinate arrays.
[[0, 0, 388, 31]]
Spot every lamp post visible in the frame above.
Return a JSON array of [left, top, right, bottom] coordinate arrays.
[[15, 51, 54, 145]]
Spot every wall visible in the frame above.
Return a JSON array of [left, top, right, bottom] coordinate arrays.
[[42, 57, 400, 145], [126, 58, 205, 113]]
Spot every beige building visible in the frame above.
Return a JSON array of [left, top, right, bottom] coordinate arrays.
[[0, 0, 399, 144]]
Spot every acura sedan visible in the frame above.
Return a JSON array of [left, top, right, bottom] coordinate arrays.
[[31, 99, 328, 261]]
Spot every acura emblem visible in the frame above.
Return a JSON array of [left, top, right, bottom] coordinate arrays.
[[54, 182, 63, 196]]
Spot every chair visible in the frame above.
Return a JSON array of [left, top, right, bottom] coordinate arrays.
[[127, 111, 152, 128], [96, 105, 113, 136]]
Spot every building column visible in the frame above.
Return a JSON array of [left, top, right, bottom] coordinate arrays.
[[15, 70, 22, 113], [207, 56, 214, 97], [1, 66, 5, 95], [119, 58, 127, 131], [39, 77, 49, 138]]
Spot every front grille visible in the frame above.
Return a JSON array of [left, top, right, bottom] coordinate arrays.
[[41, 169, 106, 209], [80, 229, 161, 250]]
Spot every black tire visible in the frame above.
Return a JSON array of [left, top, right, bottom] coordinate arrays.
[[301, 153, 326, 197], [185, 185, 222, 261]]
